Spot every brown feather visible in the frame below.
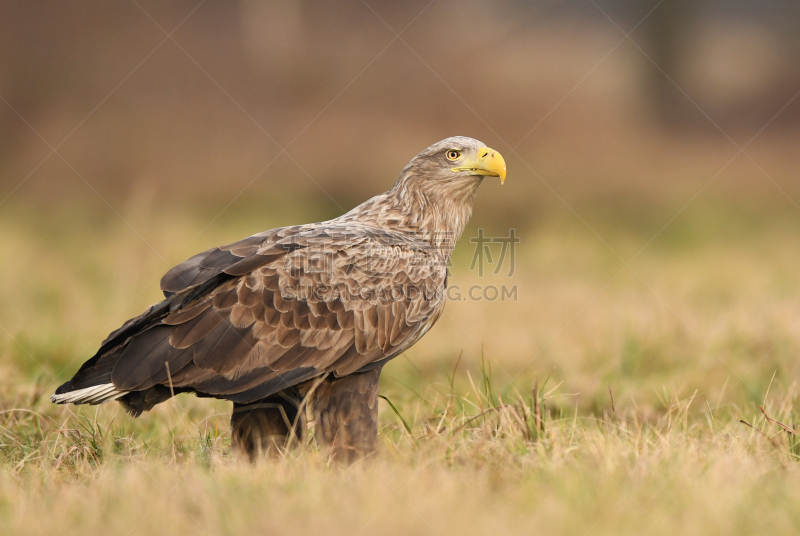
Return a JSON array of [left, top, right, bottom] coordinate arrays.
[[170, 309, 225, 349], [162, 300, 211, 326]]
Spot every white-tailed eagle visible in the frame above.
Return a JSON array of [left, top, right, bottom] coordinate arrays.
[[52, 136, 506, 460]]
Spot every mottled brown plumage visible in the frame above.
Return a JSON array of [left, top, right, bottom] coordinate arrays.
[[52, 136, 506, 459]]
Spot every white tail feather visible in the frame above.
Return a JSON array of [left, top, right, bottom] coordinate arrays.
[[50, 384, 128, 405]]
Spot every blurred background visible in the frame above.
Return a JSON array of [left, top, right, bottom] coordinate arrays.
[[1, 0, 800, 416]]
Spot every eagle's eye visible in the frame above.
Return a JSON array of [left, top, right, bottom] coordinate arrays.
[[446, 150, 461, 161]]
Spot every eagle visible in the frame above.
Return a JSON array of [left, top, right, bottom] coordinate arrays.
[[52, 136, 506, 460]]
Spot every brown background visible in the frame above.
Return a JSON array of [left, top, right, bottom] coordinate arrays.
[[2, 0, 799, 216]]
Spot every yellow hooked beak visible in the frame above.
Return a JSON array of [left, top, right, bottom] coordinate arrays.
[[451, 147, 507, 184]]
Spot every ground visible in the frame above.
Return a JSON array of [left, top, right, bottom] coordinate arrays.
[[2, 197, 800, 535]]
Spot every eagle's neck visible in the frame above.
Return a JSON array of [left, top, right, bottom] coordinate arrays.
[[342, 177, 482, 258]]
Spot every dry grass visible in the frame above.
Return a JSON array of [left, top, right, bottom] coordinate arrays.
[[2, 197, 800, 535], [3, 3, 800, 533]]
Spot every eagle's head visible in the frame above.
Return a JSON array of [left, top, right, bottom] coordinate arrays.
[[389, 136, 507, 251], [396, 136, 506, 191]]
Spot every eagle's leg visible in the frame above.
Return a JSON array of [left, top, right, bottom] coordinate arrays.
[[230, 387, 306, 460], [312, 367, 383, 463]]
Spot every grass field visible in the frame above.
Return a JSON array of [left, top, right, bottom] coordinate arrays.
[[2, 196, 800, 535]]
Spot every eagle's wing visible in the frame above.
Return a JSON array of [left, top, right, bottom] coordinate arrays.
[[158, 225, 305, 298], [56, 223, 447, 410]]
